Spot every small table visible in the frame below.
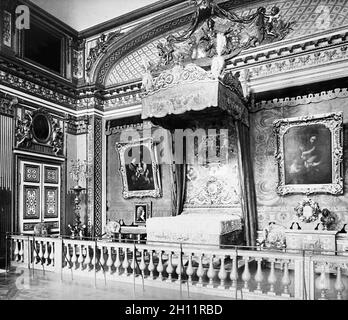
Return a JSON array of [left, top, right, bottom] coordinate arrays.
[[115, 226, 147, 243]]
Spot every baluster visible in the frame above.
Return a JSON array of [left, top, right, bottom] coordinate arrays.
[[254, 258, 264, 294], [106, 247, 114, 275], [49, 243, 55, 267], [130, 248, 137, 276], [218, 255, 227, 289], [114, 247, 121, 275], [207, 255, 215, 288], [78, 244, 84, 270], [148, 250, 155, 279], [334, 265, 345, 300], [44, 242, 49, 266], [71, 244, 77, 269], [14, 240, 19, 261], [196, 254, 205, 287], [19, 240, 24, 263], [316, 263, 329, 300], [139, 250, 147, 278], [186, 254, 194, 285], [242, 257, 251, 292], [230, 256, 238, 290], [122, 248, 129, 276], [281, 260, 291, 297], [268, 259, 277, 296], [32, 241, 38, 264], [99, 246, 105, 271], [38, 241, 44, 265], [65, 244, 72, 268], [91, 246, 96, 271], [176, 252, 182, 282], [166, 252, 174, 282], [157, 251, 164, 281], [84, 245, 91, 271]]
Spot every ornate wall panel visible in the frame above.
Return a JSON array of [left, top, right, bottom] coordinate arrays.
[[2, 11, 12, 47], [44, 187, 59, 218], [24, 164, 40, 183], [23, 186, 40, 219], [251, 90, 348, 231]]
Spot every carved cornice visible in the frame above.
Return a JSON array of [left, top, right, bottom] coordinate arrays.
[[252, 88, 348, 113], [65, 115, 89, 135], [245, 43, 348, 80]]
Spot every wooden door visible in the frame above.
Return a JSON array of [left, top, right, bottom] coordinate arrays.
[[18, 160, 61, 234]]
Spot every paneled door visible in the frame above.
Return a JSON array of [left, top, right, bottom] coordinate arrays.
[[18, 160, 61, 234]]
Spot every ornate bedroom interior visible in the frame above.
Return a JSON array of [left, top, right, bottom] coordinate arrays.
[[1, 0, 348, 300]]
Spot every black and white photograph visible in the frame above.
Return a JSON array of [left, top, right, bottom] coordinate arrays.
[[1, 0, 348, 306]]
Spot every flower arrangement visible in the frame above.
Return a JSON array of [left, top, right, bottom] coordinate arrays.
[[320, 208, 337, 230], [294, 198, 320, 223]]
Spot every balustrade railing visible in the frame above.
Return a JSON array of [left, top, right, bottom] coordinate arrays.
[[7, 234, 348, 300]]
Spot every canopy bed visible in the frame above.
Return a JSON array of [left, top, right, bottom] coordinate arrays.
[[141, 63, 257, 247]]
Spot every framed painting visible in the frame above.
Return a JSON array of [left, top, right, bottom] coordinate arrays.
[[116, 138, 162, 199], [134, 202, 152, 225], [274, 112, 343, 195]]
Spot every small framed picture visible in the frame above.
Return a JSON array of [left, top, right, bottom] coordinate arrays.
[[134, 203, 151, 225]]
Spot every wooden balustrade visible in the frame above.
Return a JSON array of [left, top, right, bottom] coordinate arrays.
[[8, 235, 348, 300]]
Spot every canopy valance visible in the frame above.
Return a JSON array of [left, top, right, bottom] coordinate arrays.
[[141, 64, 249, 129]]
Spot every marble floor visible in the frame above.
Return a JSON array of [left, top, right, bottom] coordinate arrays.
[[0, 268, 231, 300]]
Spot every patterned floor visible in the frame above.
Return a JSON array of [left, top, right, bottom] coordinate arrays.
[[0, 268, 230, 300]]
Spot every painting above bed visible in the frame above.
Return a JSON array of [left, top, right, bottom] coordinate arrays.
[[273, 112, 343, 196], [116, 138, 162, 199]]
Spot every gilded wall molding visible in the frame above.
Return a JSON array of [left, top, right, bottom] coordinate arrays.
[[252, 88, 348, 113], [245, 43, 348, 80]]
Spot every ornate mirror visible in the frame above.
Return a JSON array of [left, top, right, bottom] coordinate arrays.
[[32, 112, 52, 143]]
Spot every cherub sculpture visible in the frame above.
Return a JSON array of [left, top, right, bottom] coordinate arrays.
[[15, 112, 33, 148], [51, 120, 64, 156]]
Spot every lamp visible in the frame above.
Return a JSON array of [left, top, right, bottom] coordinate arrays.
[[68, 159, 88, 239]]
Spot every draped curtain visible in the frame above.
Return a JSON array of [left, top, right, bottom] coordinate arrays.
[[235, 121, 258, 247], [170, 131, 186, 216]]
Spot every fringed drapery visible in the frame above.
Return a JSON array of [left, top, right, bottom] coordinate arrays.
[[236, 121, 258, 247]]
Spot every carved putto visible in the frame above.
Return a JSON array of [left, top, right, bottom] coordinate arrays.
[[150, 0, 294, 76], [15, 111, 33, 148], [51, 120, 64, 156], [86, 30, 122, 75]]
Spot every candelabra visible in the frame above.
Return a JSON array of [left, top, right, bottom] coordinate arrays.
[[68, 159, 88, 239]]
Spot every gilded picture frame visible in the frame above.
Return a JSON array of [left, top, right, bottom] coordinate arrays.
[[274, 112, 343, 195], [116, 138, 162, 199]]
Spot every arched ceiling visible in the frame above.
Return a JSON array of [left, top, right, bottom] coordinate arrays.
[[95, 0, 348, 87]]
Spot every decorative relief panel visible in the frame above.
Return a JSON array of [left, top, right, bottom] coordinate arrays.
[[103, 0, 348, 86], [44, 167, 59, 184], [24, 164, 40, 183], [23, 186, 40, 220], [44, 187, 58, 218], [2, 11, 12, 47], [73, 50, 84, 79]]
